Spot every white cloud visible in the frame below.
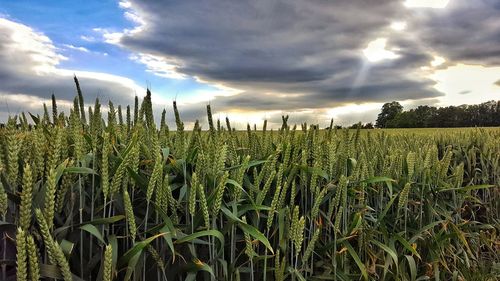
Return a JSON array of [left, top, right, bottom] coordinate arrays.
[[129, 53, 186, 79], [0, 18, 67, 74], [80, 35, 96, 42], [124, 11, 145, 26], [93, 3, 146, 45], [92, 27, 125, 44], [62, 44, 90, 53], [0, 17, 144, 119], [119, 1, 132, 9]]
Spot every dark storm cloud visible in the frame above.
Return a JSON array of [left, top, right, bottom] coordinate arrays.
[[114, 0, 500, 128], [181, 50, 441, 113], [204, 82, 438, 112], [407, 0, 500, 65], [115, 0, 499, 115], [119, 0, 444, 106]]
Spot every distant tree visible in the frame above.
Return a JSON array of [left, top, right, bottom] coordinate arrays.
[[412, 106, 436, 127], [496, 101, 500, 125], [375, 100, 499, 128], [364, 122, 374, 129], [348, 122, 362, 129], [348, 122, 374, 129], [376, 101, 403, 128], [436, 106, 460, 127], [387, 111, 417, 128]]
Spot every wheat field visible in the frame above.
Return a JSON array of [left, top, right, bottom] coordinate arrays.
[[0, 86, 499, 281]]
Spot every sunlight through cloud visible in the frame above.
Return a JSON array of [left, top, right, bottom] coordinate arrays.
[[363, 38, 400, 63], [390, 21, 407, 31], [430, 56, 446, 67]]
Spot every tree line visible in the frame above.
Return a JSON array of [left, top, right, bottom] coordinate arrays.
[[375, 100, 500, 128]]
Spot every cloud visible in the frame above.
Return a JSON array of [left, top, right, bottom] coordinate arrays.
[[0, 17, 144, 118], [363, 38, 400, 62], [406, 0, 500, 65], [62, 44, 90, 53], [94, 0, 499, 128], [119, 1, 132, 9], [111, 0, 442, 111], [129, 53, 186, 79], [80, 35, 96, 42]]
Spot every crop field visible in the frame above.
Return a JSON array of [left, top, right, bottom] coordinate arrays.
[[0, 89, 499, 281]]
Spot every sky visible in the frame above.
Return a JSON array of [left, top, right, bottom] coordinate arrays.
[[0, 0, 499, 128]]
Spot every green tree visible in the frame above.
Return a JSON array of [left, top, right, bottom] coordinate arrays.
[[413, 106, 436, 127], [387, 111, 417, 128], [376, 101, 403, 128]]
